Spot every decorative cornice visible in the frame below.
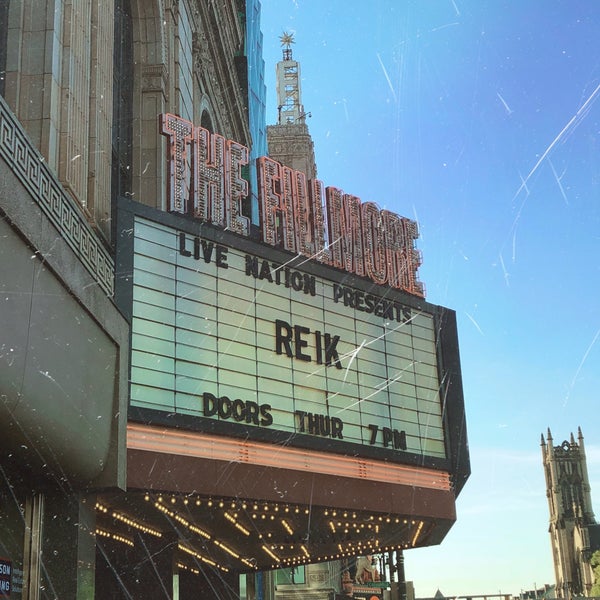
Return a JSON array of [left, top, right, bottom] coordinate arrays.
[[141, 63, 169, 95], [0, 95, 114, 296]]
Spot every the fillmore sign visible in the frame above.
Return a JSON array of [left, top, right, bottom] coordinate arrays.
[[160, 113, 424, 297]]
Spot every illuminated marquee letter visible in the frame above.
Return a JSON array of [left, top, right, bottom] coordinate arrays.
[[326, 187, 365, 276], [257, 156, 282, 247], [402, 217, 424, 296], [292, 170, 312, 256], [280, 166, 298, 252], [160, 113, 194, 213], [309, 179, 330, 264], [362, 202, 388, 286], [194, 127, 226, 227], [382, 210, 424, 297], [160, 114, 425, 297], [226, 140, 250, 236]]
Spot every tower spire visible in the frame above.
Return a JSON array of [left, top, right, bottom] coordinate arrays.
[[267, 33, 317, 180], [279, 31, 295, 61], [275, 31, 308, 125]]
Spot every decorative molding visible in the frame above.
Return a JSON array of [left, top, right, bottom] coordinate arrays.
[[127, 423, 452, 491], [193, 27, 232, 135], [308, 572, 328, 584], [141, 63, 168, 94], [0, 95, 115, 296]]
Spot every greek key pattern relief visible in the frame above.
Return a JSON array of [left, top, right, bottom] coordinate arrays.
[[0, 97, 115, 296]]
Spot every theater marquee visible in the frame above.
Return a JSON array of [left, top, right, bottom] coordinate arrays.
[[130, 216, 452, 463], [125, 114, 466, 469]]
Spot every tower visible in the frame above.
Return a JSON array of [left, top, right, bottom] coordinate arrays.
[[275, 31, 305, 125], [541, 428, 599, 597], [267, 32, 317, 180]]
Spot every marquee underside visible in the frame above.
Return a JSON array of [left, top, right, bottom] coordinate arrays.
[[94, 424, 457, 574]]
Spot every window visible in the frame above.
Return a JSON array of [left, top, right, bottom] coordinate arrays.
[[112, 0, 133, 201]]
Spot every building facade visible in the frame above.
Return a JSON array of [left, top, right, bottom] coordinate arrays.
[[0, 2, 469, 598], [0, 88, 129, 600], [0, 1, 253, 597], [542, 428, 600, 598]]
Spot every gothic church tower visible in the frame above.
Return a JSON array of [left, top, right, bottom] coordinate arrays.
[[541, 428, 597, 597]]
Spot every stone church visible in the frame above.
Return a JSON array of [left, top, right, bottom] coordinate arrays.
[[542, 428, 600, 597]]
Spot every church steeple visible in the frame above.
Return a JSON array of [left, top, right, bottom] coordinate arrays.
[[542, 427, 597, 597]]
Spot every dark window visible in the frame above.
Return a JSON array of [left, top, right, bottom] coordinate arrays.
[[112, 0, 133, 201], [201, 109, 214, 133]]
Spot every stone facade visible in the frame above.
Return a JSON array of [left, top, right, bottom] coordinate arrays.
[[2, 0, 250, 240], [267, 122, 317, 181], [0, 1, 253, 598], [0, 83, 129, 600]]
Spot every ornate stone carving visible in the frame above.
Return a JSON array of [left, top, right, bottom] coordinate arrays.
[[192, 24, 232, 135]]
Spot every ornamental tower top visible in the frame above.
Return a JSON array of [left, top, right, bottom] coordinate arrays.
[[276, 32, 307, 125]]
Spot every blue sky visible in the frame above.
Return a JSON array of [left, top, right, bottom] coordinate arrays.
[[259, 1, 600, 595]]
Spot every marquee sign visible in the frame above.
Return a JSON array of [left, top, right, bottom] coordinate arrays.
[[160, 113, 424, 297], [130, 215, 448, 462], [125, 115, 467, 467]]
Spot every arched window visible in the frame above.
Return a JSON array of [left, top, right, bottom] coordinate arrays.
[[112, 0, 133, 201], [201, 109, 214, 134], [561, 480, 573, 517]]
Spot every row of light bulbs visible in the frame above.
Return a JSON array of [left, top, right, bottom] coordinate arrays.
[[96, 493, 425, 572], [95, 502, 162, 545], [95, 527, 134, 547], [151, 493, 416, 528]]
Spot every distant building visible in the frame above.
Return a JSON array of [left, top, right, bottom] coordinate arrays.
[[416, 590, 558, 600], [267, 32, 317, 180], [542, 428, 600, 597], [245, 0, 268, 224], [416, 592, 513, 600], [520, 584, 557, 599]]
